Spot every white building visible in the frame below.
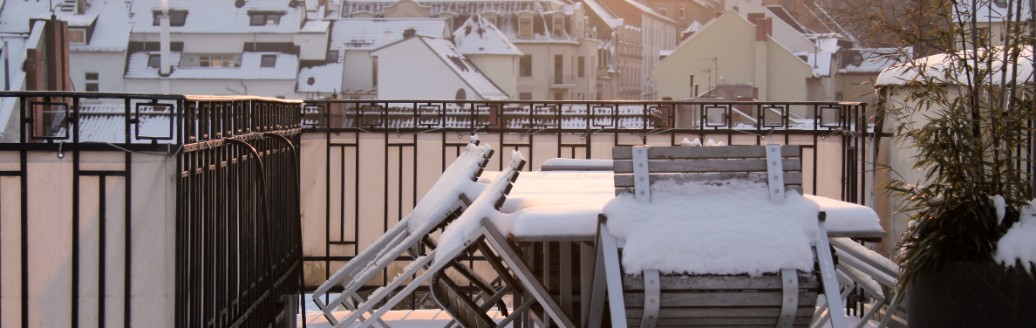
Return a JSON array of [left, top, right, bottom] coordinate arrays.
[[300, 18, 449, 99], [0, 0, 132, 93], [453, 14, 524, 99], [125, 0, 330, 98], [371, 35, 508, 100]]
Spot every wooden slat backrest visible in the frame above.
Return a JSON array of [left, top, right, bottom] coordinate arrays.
[[612, 145, 803, 195]]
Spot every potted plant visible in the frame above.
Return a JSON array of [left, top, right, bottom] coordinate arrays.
[[857, 0, 1036, 325]]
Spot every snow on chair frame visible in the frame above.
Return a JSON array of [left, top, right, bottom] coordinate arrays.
[[589, 144, 846, 328], [311, 135, 493, 326], [333, 151, 576, 328]]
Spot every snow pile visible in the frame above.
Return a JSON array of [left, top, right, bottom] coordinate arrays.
[[494, 171, 614, 238], [803, 194, 883, 234], [602, 180, 820, 276], [406, 141, 492, 234], [996, 200, 1036, 272]]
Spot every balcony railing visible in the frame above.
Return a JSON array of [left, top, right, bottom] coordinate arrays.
[[0, 91, 302, 328]]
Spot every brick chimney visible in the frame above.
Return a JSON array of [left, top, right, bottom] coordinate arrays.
[[747, 13, 772, 41]]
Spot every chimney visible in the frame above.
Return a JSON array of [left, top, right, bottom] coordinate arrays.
[[746, 14, 772, 41]]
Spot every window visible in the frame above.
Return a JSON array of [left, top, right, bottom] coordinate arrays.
[[249, 11, 284, 26], [679, 5, 686, 19], [327, 50, 339, 62], [68, 28, 86, 44], [260, 54, 276, 67], [84, 72, 98, 92], [519, 55, 532, 77], [659, 4, 668, 17], [147, 54, 161, 68], [552, 16, 564, 37], [455, 88, 467, 101], [198, 54, 241, 68], [578, 56, 585, 78], [372, 58, 378, 86], [152, 9, 188, 26], [518, 16, 533, 38], [519, 92, 532, 100]]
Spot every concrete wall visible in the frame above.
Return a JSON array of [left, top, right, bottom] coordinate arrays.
[[0, 151, 176, 327], [123, 79, 300, 99], [373, 38, 482, 100], [468, 54, 520, 99], [69, 52, 126, 92]]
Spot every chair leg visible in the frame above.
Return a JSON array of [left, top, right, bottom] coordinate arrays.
[[815, 212, 847, 328]]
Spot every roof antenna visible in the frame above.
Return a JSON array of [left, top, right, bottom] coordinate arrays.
[[49, 0, 57, 19]]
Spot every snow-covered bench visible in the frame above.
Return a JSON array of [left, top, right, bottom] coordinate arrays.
[[589, 145, 845, 328], [311, 135, 493, 327]]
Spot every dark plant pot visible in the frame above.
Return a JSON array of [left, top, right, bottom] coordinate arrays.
[[908, 261, 1036, 327]]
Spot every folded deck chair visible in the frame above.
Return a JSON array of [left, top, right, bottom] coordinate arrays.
[[334, 151, 576, 328], [588, 145, 846, 328], [312, 135, 494, 326]]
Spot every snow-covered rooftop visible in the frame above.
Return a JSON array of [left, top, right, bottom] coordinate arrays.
[[582, 0, 624, 29], [876, 46, 1034, 86], [453, 15, 522, 56], [0, 0, 131, 52], [129, 0, 328, 34], [418, 37, 509, 100], [331, 18, 448, 51], [125, 52, 299, 80], [839, 48, 903, 74], [297, 62, 343, 93]]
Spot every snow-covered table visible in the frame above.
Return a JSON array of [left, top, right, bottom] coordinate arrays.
[[487, 170, 884, 242]]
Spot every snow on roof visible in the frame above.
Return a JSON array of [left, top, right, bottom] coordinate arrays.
[[803, 51, 832, 77], [876, 46, 1034, 86], [839, 48, 903, 74], [682, 20, 703, 34], [331, 18, 447, 51], [0, 0, 131, 52], [408, 36, 509, 100], [453, 15, 522, 56], [956, 0, 1032, 23], [583, 0, 624, 29], [129, 0, 323, 34], [297, 62, 343, 93], [602, 180, 819, 275], [125, 52, 299, 80], [54, 103, 178, 144]]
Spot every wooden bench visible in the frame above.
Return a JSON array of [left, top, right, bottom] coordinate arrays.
[[589, 145, 845, 328]]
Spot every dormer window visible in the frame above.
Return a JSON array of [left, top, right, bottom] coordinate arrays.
[[152, 9, 188, 26], [249, 11, 285, 26], [552, 16, 565, 37], [68, 28, 87, 44], [260, 54, 277, 68], [147, 54, 161, 68], [518, 16, 533, 38]]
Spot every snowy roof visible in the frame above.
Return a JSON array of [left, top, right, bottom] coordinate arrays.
[[417, 37, 509, 100], [297, 62, 343, 93], [54, 103, 178, 144], [0, 0, 131, 52], [876, 46, 1034, 86], [129, 0, 327, 34], [125, 52, 299, 80], [453, 15, 522, 56], [341, 0, 574, 17], [956, 0, 1032, 23], [682, 20, 703, 34], [583, 0, 624, 29], [839, 48, 903, 74], [331, 18, 448, 51]]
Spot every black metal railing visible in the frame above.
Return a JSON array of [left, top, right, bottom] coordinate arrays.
[[0, 91, 302, 327], [298, 99, 875, 295]]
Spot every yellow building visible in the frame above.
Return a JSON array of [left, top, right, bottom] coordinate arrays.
[[651, 11, 812, 102]]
